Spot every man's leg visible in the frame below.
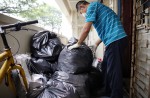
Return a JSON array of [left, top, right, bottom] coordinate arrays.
[[105, 37, 128, 98]]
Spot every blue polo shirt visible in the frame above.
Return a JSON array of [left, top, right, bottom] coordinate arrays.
[[85, 2, 127, 46]]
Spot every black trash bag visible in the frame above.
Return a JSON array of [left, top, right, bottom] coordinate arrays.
[[87, 67, 103, 96], [30, 30, 62, 62], [57, 37, 93, 74], [67, 37, 78, 45], [27, 82, 44, 98], [89, 60, 107, 97], [27, 58, 57, 74], [51, 71, 90, 98], [27, 81, 80, 98]]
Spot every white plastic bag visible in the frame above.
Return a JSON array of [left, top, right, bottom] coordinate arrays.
[[92, 58, 102, 72], [14, 54, 32, 82]]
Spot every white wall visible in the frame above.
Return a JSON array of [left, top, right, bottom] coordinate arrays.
[[60, 13, 73, 40]]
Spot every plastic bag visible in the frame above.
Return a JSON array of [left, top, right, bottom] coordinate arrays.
[[51, 71, 90, 98], [27, 74, 48, 98], [27, 75, 80, 98], [92, 58, 103, 72], [31, 74, 47, 84], [87, 67, 103, 96], [30, 30, 63, 62], [14, 54, 32, 83], [27, 57, 57, 74], [57, 37, 93, 74]]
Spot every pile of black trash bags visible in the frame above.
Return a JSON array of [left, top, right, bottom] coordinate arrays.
[[26, 30, 103, 98]]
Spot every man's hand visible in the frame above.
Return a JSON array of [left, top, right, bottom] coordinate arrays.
[[68, 43, 81, 50]]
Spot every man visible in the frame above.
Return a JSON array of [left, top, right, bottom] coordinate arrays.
[[68, 0, 128, 98]]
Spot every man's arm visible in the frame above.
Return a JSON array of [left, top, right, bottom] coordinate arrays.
[[77, 22, 93, 45], [92, 38, 102, 54], [68, 22, 93, 50], [95, 38, 102, 47]]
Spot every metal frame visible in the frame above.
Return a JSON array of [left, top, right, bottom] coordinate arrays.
[[0, 47, 28, 96]]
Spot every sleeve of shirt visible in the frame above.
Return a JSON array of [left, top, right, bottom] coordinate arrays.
[[85, 2, 97, 23]]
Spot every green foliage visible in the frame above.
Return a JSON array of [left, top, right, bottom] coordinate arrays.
[[0, 0, 39, 13], [0, 0, 62, 32]]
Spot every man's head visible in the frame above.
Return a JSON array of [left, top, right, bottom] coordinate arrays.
[[76, 0, 90, 15]]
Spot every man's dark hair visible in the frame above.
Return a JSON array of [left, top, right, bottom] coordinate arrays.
[[76, 0, 90, 12]]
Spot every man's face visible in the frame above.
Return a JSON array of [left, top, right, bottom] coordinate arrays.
[[79, 4, 87, 14]]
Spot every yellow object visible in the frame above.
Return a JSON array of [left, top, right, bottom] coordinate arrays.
[[0, 49, 28, 96]]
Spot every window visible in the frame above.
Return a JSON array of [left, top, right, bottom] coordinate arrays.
[[136, 0, 149, 25]]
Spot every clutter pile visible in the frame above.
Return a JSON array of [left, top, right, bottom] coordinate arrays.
[[14, 31, 103, 98]]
